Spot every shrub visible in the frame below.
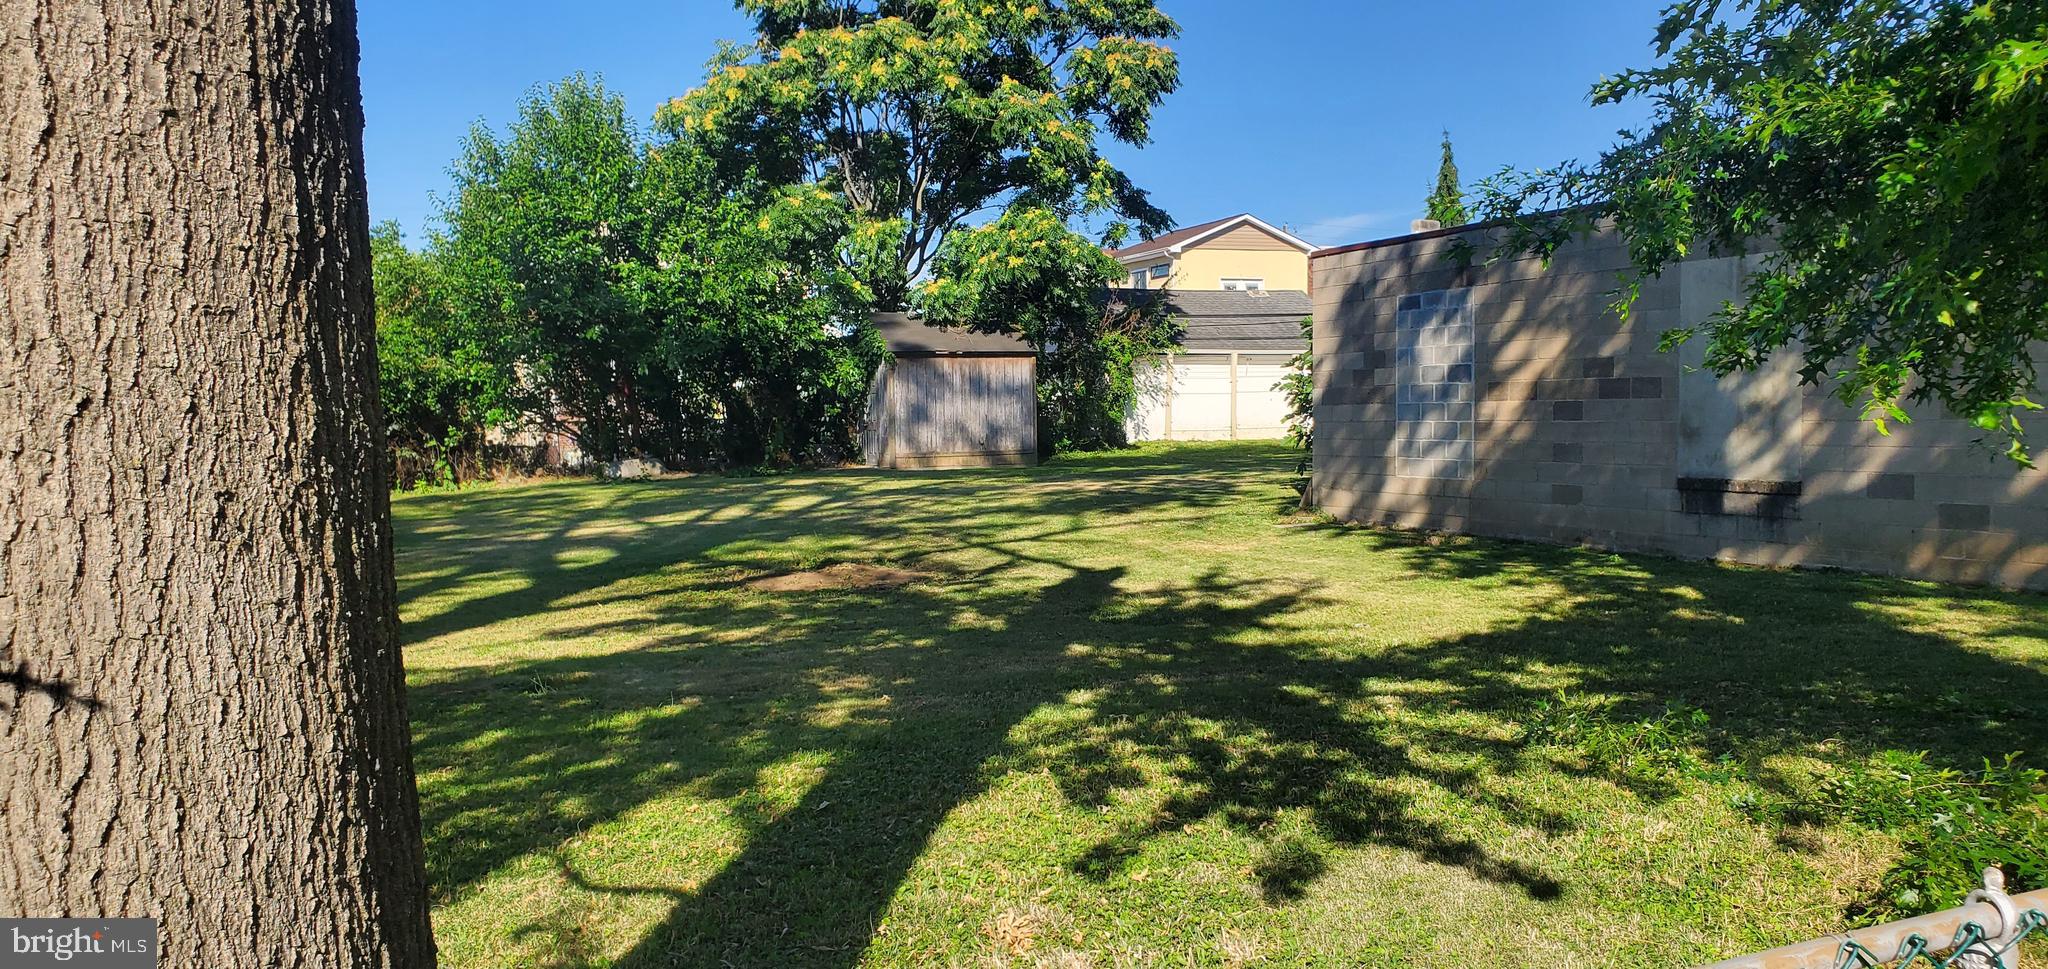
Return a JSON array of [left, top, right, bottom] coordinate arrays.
[[1276, 316, 1313, 479], [371, 222, 513, 489], [1814, 750, 2048, 919], [438, 76, 877, 468]]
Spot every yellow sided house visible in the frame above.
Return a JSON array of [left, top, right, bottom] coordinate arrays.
[[1109, 214, 1320, 441], [1109, 212, 1317, 293]]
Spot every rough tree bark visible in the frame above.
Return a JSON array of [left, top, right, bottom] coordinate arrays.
[[1, 1, 436, 966]]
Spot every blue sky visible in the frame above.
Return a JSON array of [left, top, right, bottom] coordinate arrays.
[[360, 1, 1665, 249]]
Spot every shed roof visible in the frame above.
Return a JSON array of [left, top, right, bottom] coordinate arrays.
[[1111, 289, 1312, 353], [872, 312, 1035, 357]]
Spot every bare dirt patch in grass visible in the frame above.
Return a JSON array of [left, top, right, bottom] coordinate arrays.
[[746, 561, 927, 592]]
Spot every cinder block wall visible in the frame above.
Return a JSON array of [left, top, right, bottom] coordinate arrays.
[[1310, 225, 2048, 590]]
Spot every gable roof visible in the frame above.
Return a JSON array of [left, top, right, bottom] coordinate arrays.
[[1110, 289, 1311, 353], [1107, 214, 1319, 263], [872, 312, 1035, 357]]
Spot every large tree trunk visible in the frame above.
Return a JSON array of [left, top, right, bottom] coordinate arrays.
[[1, 2, 435, 966]]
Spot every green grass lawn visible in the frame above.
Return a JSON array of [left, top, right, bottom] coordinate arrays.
[[393, 441, 2048, 968]]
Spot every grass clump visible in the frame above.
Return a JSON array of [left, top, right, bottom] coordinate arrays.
[[1523, 694, 1735, 792]]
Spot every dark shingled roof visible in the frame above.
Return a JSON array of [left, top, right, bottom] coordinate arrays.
[[1112, 289, 1311, 353], [872, 312, 1034, 357]]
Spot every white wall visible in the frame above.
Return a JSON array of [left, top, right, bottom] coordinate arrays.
[[1126, 352, 1297, 442]]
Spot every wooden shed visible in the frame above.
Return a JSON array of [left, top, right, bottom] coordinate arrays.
[[862, 313, 1039, 469]]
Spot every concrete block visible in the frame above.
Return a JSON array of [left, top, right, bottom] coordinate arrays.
[[1937, 502, 1991, 531], [1865, 472, 1916, 501]]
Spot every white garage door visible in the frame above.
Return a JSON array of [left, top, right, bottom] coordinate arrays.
[[1126, 352, 1299, 442]]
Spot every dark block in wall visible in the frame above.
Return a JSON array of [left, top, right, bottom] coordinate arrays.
[[1582, 357, 1616, 378], [1866, 473, 1916, 501], [1632, 377, 1664, 399], [1938, 503, 1991, 531], [1446, 363, 1472, 383], [1598, 377, 1633, 399], [1553, 400, 1584, 421], [1552, 443, 1584, 464], [1552, 484, 1584, 506]]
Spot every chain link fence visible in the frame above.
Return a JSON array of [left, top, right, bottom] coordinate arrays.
[[1702, 870, 2046, 969]]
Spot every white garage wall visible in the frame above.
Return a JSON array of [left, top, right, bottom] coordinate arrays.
[[1126, 351, 1299, 442]]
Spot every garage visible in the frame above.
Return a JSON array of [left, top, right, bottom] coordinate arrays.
[[1120, 290, 1310, 442]]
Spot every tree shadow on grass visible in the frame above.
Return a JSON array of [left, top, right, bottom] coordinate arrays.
[[1355, 532, 2048, 773], [393, 452, 1271, 647], [399, 444, 2048, 967]]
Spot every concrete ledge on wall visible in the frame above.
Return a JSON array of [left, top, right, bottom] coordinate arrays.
[[1675, 477, 1803, 520]]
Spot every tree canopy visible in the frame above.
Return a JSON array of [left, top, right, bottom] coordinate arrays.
[[663, 0, 1182, 308], [383, 1, 1195, 468], [370, 222, 514, 487], [1472, 0, 2048, 461], [437, 75, 881, 468]]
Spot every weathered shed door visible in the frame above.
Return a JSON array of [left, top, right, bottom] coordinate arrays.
[[875, 356, 1038, 468]]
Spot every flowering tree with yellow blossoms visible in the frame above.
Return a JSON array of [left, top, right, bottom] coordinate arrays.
[[662, 0, 1182, 310]]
